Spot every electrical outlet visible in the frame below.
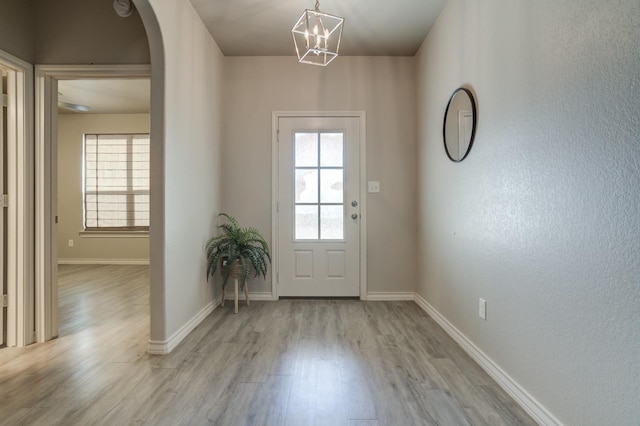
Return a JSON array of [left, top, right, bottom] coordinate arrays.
[[479, 298, 486, 320], [68, 239, 74, 247]]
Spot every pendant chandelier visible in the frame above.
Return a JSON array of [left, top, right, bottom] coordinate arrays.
[[291, 0, 344, 66]]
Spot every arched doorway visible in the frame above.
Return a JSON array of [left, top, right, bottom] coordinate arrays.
[[34, 0, 167, 351]]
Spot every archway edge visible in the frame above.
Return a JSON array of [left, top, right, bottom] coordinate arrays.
[[132, 0, 167, 346]]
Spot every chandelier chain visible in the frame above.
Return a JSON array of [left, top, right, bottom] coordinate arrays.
[[315, 0, 320, 11]]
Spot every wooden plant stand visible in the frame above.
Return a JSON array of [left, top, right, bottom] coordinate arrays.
[[221, 260, 250, 314]]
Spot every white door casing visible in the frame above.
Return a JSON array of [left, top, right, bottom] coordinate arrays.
[[273, 112, 367, 298], [0, 50, 34, 347], [35, 69, 58, 342], [35, 65, 151, 342]]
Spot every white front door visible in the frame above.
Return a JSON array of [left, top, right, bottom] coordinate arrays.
[[277, 116, 361, 297]]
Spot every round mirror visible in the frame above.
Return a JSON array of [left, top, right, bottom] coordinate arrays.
[[443, 87, 477, 162]]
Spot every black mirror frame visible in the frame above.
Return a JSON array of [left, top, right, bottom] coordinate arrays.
[[443, 87, 477, 162]]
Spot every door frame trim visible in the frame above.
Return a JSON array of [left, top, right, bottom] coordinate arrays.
[[0, 50, 34, 346], [34, 64, 151, 342], [271, 111, 367, 300]]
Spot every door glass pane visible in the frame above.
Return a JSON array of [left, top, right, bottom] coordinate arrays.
[[320, 169, 343, 203], [295, 169, 318, 203], [320, 205, 344, 239], [293, 131, 346, 241], [320, 133, 343, 166], [295, 133, 318, 167], [296, 205, 319, 239]]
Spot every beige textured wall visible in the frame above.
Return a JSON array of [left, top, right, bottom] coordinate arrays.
[[416, 0, 640, 424], [223, 56, 418, 295], [57, 113, 150, 262]]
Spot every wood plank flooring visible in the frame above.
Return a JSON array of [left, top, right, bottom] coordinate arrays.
[[0, 265, 537, 425]]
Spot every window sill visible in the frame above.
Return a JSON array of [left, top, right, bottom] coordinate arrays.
[[79, 231, 149, 238]]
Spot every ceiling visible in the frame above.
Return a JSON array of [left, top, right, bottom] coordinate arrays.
[[56, 1, 445, 113], [57, 79, 150, 115], [189, 0, 447, 56]]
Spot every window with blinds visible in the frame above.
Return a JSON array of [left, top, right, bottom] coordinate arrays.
[[84, 134, 150, 231]]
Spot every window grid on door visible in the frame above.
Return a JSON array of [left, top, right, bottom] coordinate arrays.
[[294, 131, 345, 240]]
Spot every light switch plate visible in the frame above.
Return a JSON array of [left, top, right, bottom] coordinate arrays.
[[368, 181, 380, 193], [479, 298, 486, 320]]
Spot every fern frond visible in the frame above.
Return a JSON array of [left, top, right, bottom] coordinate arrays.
[[218, 212, 240, 230], [205, 212, 271, 285]]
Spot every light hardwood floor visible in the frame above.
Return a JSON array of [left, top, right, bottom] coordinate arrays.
[[0, 265, 536, 425]]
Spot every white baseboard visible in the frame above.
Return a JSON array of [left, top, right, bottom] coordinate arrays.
[[148, 298, 218, 355], [413, 293, 561, 426], [223, 291, 276, 301], [58, 258, 150, 265], [366, 291, 415, 301]]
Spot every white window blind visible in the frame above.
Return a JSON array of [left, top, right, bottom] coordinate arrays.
[[84, 134, 150, 231]]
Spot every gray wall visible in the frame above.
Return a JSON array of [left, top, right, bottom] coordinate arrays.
[[223, 56, 418, 296], [144, 0, 224, 344], [0, 0, 35, 62], [34, 0, 149, 64], [1, 0, 149, 65], [416, 0, 640, 424]]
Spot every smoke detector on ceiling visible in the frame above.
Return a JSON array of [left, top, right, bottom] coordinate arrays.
[[113, 0, 135, 17]]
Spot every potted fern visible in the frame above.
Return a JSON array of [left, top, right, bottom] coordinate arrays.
[[205, 213, 271, 312]]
